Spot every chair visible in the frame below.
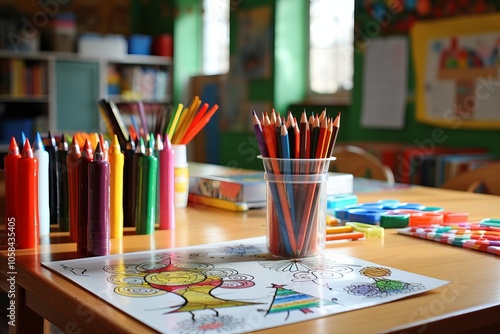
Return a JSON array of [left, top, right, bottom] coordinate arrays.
[[330, 145, 395, 183], [440, 162, 500, 195]]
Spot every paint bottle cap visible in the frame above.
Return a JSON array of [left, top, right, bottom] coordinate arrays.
[[172, 144, 188, 168]]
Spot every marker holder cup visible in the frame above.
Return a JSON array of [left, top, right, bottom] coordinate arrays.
[[173, 144, 189, 208], [260, 156, 334, 258]]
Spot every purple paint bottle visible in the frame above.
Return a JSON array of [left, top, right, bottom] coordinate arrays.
[[87, 142, 110, 256]]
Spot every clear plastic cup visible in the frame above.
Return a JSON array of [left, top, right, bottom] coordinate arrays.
[[259, 156, 334, 258]]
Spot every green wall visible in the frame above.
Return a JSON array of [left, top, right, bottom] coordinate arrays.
[[133, 1, 500, 170], [344, 34, 500, 157], [218, 0, 309, 171]]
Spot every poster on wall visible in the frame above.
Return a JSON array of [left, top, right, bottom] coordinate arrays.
[[237, 5, 272, 79], [411, 14, 500, 129]]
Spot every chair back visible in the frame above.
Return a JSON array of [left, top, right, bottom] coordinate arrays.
[[330, 145, 395, 183], [440, 162, 500, 195]]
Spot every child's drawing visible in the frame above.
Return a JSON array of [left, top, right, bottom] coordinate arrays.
[[43, 237, 447, 333]]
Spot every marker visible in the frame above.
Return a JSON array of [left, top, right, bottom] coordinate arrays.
[[57, 134, 70, 232], [154, 133, 163, 226], [122, 137, 136, 227], [33, 133, 50, 236], [159, 135, 175, 230], [4, 137, 20, 226], [130, 137, 145, 228], [109, 135, 124, 239], [87, 142, 111, 256], [326, 225, 354, 234], [67, 135, 81, 243], [77, 139, 93, 256], [99, 133, 109, 161], [17, 139, 39, 249], [21, 131, 26, 146], [326, 232, 365, 242], [136, 138, 158, 235], [46, 131, 59, 226]]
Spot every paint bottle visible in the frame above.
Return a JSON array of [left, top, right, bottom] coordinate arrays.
[[172, 144, 189, 208]]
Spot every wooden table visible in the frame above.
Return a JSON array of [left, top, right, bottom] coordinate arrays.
[[1, 177, 500, 333]]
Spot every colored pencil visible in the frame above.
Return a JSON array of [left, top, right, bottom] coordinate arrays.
[[166, 103, 184, 140], [179, 104, 219, 145], [252, 110, 341, 257]]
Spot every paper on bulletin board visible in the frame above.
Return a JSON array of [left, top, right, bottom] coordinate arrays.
[[411, 14, 500, 129], [361, 36, 408, 129]]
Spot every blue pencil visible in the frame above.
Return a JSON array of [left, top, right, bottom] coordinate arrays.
[[280, 124, 297, 237], [252, 112, 293, 255]]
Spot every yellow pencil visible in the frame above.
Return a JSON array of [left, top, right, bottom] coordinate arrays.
[[174, 98, 202, 144], [109, 135, 124, 238], [172, 96, 199, 143], [166, 103, 184, 141]]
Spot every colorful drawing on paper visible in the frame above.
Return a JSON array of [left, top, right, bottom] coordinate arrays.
[[426, 33, 500, 121], [412, 14, 500, 129], [42, 237, 448, 333]]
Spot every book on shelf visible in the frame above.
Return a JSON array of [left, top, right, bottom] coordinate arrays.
[[189, 172, 266, 204], [117, 65, 169, 100], [188, 172, 354, 211], [0, 59, 47, 96]]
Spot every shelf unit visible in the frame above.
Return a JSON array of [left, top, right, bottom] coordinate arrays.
[[0, 50, 172, 151]]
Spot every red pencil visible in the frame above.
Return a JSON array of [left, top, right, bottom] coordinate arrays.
[[180, 104, 219, 144], [299, 111, 309, 159], [294, 121, 300, 162], [315, 117, 328, 159], [182, 102, 209, 140]]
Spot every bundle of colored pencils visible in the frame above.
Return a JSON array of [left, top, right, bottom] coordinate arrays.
[[166, 95, 219, 144], [98, 96, 219, 147], [252, 109, 340, 257]]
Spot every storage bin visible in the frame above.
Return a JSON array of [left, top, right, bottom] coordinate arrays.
[[128, 34, 152, 55]]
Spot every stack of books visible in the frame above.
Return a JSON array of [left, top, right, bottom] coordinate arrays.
[[189, 172, 353, 211]]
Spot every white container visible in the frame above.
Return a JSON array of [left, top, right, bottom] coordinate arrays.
[[172, 144, 189, 208], [78, 34, 127, 58]]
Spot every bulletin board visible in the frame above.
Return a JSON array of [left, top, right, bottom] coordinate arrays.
[[411, 14, 500, 129]]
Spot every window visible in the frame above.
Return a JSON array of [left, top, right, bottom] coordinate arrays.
[[202, 0, 230, 75], [309, 0, 354, 99]]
